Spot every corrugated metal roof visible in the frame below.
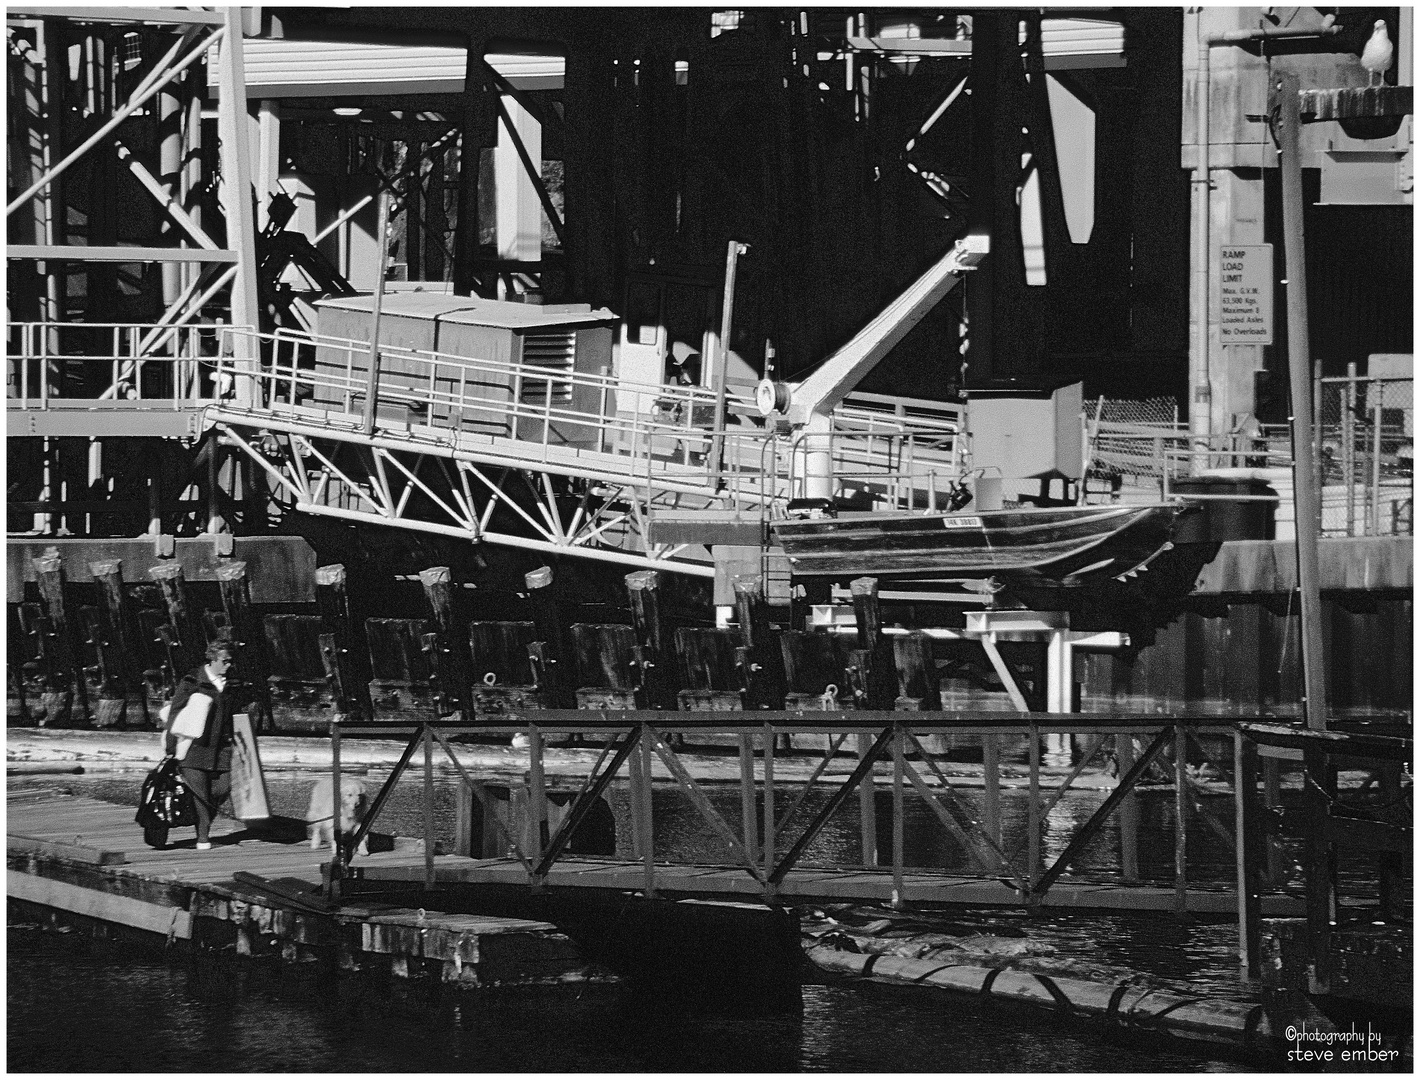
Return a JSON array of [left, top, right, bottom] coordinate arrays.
[[208, 40, 564, 98]]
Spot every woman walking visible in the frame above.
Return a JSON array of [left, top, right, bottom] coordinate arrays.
[[164, 641, 241, 849]]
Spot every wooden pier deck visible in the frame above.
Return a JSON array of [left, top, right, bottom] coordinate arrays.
[[7, 794, 602, 987], [9, 793, 1304, 928]]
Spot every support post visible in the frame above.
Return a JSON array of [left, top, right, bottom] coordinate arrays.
[[216, 561, 272, 733], [360, 190, 393, 436], [740, 733, 758, 865], [710, 240, 748, 488], [1117, 733, 1140, 882], [762, 722, 776, 880], [1027, 721, 1041, 888], [33, 550, 88, 725], [639, 725, 655, 896], [89, 559, 147, 725], [858, 732, 878, 865], [148, 562, 200, 674], [1270, 69, 1327, 730], [423, 724, 435, 888], [418, 566, 468, 720], [216, 10, 259, 395], [626, 571, 674, 708], [982, 735, 1001, 848], [1234, 731, 1263, 979], [326, 718, 343, 903], [525, 567, 569, 707], [528, 722, 547, 865], [315, 563, 365, 720], [734, 575, 784, 710], [1174, 725, 1189, 912], [891, 724, 905, 908]]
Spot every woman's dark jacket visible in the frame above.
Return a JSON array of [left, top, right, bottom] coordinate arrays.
[[164, 667, 235, 772]]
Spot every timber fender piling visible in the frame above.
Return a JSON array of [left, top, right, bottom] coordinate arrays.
[[805, 944, 1283, 1053]]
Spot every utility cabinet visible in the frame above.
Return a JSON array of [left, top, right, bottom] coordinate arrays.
[[312, 293, 617, 448]]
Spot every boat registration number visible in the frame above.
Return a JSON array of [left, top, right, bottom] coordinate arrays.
[[942, 516, 983, 529]]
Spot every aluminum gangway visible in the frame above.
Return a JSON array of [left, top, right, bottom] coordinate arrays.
[[7, 320, 964, 578]]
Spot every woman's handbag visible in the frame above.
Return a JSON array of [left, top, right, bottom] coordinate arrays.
[[135, 756, 198, 833]]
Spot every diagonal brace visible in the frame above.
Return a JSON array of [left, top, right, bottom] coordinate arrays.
[[771, 726, 894, 886], [648, 726, 768, 886], [1033, 725, 1175, 897], [533, 728, 640, 879], [904, 731, 1030, 890]]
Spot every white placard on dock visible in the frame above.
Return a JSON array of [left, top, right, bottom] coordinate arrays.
[[1217, 245, 1273, 345], [230, 712, 270, 821]]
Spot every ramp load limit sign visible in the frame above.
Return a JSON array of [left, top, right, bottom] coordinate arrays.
[[1217, 245, 1273, 344]]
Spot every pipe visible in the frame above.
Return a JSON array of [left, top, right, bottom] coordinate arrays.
[[711, 240, 749, 489], [360, 191, 393, 436]]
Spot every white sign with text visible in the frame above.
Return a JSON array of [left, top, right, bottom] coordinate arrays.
[[1218, 245, 1274, 345]]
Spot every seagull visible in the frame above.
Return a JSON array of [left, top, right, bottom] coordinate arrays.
[[1362, 19, 1394, 86]]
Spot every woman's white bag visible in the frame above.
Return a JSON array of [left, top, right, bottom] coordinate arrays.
[[168, 692, 213, 740]]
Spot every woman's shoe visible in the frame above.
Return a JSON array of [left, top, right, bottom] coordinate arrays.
[[195, 841, 212, 851]]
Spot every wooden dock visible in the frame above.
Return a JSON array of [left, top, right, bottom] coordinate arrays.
[[7, 794, 604, 987]]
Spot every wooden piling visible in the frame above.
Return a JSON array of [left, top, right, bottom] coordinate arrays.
[[89, 559, 149, 726], [418, 566, 469, 719], [77, 606, 126, 728], [34, 550, 89, 724], [1174, 726, 1188, 913], [217, 561, 273, 731], [892, 631, 939, 710], [625, 571, 676, 709], [147, 562, 200, 674], [525, 567, 570, 708], [314, 564, 368, 718], [733, 576, 785, 710]]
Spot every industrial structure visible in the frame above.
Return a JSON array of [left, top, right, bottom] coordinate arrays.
[[5, 5, 1412, 1039]]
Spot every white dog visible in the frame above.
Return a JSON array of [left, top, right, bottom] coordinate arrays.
[[305, 776, 370, 854]]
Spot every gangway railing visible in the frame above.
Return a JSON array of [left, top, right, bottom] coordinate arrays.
[[325, 710, 1293, 975], [8, 321, 234, 407]]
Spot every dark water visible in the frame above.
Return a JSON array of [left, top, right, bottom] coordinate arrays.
[[7, 765, 1277, 1070], [7, 924, 1249, 1072]]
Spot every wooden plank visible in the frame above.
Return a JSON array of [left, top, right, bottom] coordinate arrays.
[[8, 869, 192, 938], [7, 833, 127, 865]]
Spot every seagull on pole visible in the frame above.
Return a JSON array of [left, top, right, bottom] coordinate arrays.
[[1361, 19, 1394, 86]]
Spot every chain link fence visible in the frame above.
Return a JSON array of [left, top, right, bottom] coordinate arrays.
[[1316, 376, 1413, 536]]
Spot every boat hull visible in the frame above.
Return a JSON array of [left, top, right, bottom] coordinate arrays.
[[770, 504, 1191, 586]]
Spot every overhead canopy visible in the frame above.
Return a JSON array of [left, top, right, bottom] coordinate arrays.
[[207, 40, 565, 98]]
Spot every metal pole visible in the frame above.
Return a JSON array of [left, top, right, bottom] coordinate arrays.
[[982, 735, 1000, 848], [640, 725, 656, 897], [327, 719, 343, 902], [711, 240, 748, 488], [891, 725, 905, 908], [1174, 725, 1188, 912], [739, 733, 758, 866], [762, 722, 776, 881], [423, 724, 435, 888], [1117, 733, 1139, 882], [857, 731, 877, 865], [1271, 69, 1328, 730], [1345, 363, 1357, 535], [1027, 722, 1040, 887], [1370, 382, 1383, 535], [1191, 23, 1213, 456], [361, 191, 394, 436]]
